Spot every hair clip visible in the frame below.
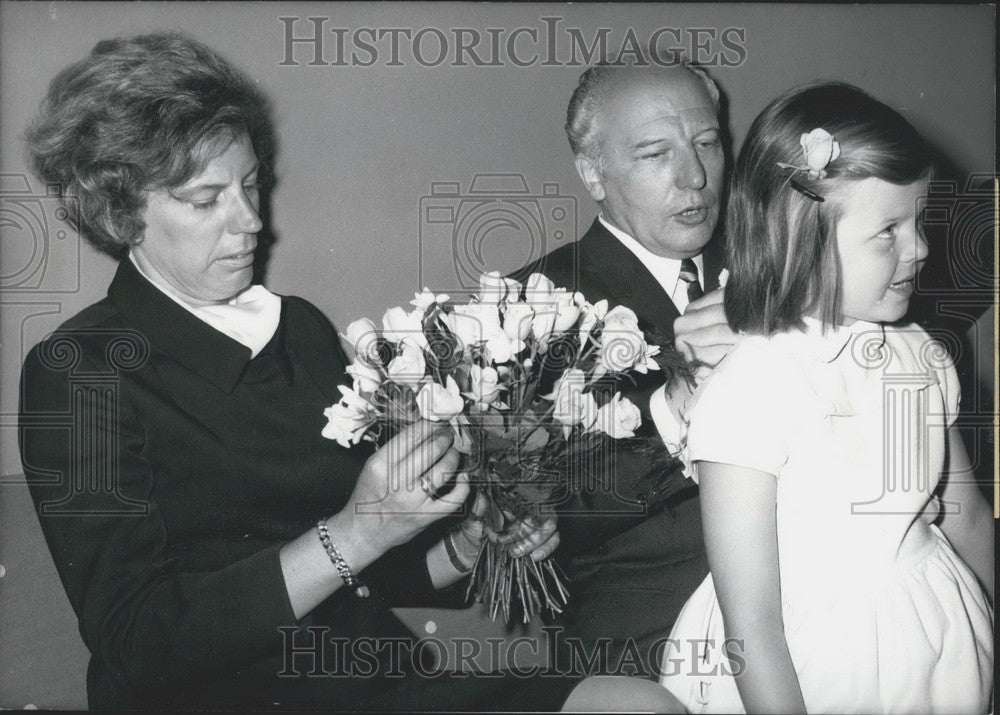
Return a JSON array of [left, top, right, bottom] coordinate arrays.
[[777, 127, 840, 202], [789, 179, 824, 202]]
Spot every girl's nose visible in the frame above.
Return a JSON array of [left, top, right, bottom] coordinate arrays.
[[906, 225, 930, 264], [914, 230, 929, 263]]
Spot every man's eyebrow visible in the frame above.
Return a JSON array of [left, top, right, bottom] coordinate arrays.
[[632, 137, 671, 151], [631, 125, 720, 151]]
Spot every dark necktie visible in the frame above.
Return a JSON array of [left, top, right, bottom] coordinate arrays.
[[679, 258, 704, 306]]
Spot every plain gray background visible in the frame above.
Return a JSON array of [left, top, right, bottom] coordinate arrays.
[[1, 2, 995, 708]]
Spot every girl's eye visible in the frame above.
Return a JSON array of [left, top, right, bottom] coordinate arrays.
[[876, 225, 897, 240]]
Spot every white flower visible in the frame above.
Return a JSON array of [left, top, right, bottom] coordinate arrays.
[[342, 318, 380, 364], [577, 297, 608, 343], [322, 385, 377, 448], [382, 306, 427, 348], [800, 128, 841, 179], [524, 272, 555, 301], [464, 364, 504, 406], [552, 291, 580, 332], [387, 342, 427, 388], [526, 276, 579, 351], [598, 306, 660, 376], [449, 303, 516, 364], [416, 375, 465, 422], [604, 305, 640, 328], [502, 302, 534, 342], [410, 288, 450, 313], [478, 271, 521, 305], [543, 368, 599, 437], [346, 359, 382, 393], [530, 309, 557, 349], [593, 393, 642, 439]]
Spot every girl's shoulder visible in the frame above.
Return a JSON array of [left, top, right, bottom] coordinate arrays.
[[690, 331, 814, 419], [710, 330, 814, 383], [684, 332, 810, 477]]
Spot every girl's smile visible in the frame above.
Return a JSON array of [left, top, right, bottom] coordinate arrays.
[[832, 177, 930, 325]]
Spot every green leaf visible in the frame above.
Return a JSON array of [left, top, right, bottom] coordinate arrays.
[[522, 425, 549, 453]]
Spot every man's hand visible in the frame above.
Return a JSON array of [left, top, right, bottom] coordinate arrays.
[[673, 289, 739, 373]]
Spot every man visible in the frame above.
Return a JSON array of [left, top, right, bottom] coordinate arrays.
[[513, 59, 738, 679]]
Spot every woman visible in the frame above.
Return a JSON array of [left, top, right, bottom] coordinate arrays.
[[18, 33, 558, 710]]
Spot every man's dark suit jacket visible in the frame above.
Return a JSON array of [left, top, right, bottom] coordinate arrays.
[[512, 217, 724, 678]]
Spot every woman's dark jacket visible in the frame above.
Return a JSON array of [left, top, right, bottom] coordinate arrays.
[[19, 259, 445, 709]]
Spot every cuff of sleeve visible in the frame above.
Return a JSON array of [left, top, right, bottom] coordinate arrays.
[[650, 383, 683, 453], [245, 543, 300, 632], [179, 542, 300, 664], [363, 536, 438, 607]]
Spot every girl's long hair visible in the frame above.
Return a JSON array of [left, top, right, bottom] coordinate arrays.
[[724, 82, 934, 335]]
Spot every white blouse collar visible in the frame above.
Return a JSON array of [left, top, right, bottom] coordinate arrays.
[[128, 253, 281, 358], [797, 316, 885, 363]]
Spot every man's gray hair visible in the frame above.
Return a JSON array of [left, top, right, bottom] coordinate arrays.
[[565, 56, 721, 161]]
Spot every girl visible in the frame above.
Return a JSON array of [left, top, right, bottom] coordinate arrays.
[[658, 82, 994, 713]]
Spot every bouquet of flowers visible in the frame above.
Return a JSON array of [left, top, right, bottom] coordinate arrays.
[[322, 271, 684, 623]]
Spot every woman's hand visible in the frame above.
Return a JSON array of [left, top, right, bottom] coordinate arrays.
[[453, 492, 561, 565], [282, 420, 469, 618], [336, 420, 470, 561], [428, 491, 560, 588]]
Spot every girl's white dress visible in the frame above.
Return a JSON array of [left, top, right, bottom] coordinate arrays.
[[659, 319, 993, 714]]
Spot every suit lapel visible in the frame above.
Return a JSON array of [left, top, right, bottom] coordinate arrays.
[[578, 219, 635, 305], [579, 219, 681, 341]]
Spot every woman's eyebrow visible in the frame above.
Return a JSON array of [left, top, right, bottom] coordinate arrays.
[[172, 164, 260, 196], [169, 183, 226, 199]]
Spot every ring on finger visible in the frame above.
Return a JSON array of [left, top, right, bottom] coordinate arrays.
[[419, 474, 437, 500]]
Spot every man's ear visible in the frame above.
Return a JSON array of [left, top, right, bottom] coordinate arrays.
[[574, 155, 606, 203]]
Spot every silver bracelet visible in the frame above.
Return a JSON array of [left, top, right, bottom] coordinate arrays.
[[445, 530, 474, 574], [316, 520, 369, 598]]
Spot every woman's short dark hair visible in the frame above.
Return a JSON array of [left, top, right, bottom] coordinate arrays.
[[26, 33, 274, 258], [724, 81, 934, 335]]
